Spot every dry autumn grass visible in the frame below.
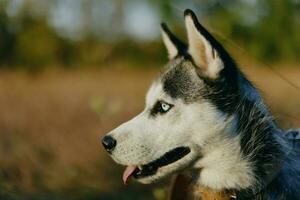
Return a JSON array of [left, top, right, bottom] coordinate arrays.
[[0, 63, 299, 199]]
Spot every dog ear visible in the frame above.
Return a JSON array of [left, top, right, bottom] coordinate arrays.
[[184, 9, 224, 80], [161, 23, 187, 60]]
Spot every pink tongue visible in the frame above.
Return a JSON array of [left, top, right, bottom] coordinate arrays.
[[123, 166, 137, 185]]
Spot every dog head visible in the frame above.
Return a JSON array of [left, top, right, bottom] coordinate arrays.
[[102, 9, 254, 185]]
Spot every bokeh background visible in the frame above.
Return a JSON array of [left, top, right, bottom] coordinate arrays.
[[0, 0, 300, 199]]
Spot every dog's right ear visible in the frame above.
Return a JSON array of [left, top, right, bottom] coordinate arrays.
[[184, 9, 226, 80], [161, 23, 187, 60]]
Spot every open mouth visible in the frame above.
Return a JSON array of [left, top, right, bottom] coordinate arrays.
[[123, 146, 191, 184]]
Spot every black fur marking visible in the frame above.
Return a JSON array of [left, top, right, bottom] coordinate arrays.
[[162, 60, 203, 103], [133, 147, 191, 179], [234, 98, 287, 199]]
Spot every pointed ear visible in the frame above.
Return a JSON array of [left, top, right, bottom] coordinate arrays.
[[161, 23, 187, 60], [184, 9, 224, 79]]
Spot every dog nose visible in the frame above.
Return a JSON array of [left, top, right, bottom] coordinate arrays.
[[102, 135, 117, 152]]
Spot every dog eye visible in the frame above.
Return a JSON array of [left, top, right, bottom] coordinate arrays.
[[151, 101, 173, 116], [161, 102, 171, 112]]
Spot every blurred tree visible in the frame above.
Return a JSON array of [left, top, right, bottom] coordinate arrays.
[[15, 16, 60, 70], [0, 1, 17, 67], [0, 0, 299, 70], [208, 0, 300, 62]]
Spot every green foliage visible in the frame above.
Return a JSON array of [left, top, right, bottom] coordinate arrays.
[[204, 0, 300, 62], [0, 0, 299, 71], [15, 18, 60, 70]]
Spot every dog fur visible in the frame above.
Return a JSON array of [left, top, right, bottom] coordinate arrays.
[[102, 9, 300, 200]]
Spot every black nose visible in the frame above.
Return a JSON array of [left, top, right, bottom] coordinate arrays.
[[102, 135, 117, 152]]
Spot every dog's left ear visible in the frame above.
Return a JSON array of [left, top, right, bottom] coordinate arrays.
[[161, 23, 187, 60], [184, 9, 224, 80]]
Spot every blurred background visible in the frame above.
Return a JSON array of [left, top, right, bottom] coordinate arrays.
[[0, 0, 299, 199]]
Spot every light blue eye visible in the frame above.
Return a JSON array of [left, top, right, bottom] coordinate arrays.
[[151, 101, 173, 115], [161, 102, 171, 112]]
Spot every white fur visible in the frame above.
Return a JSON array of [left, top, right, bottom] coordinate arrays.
[[194, 134, 255, 190], [107, 77, 254, 188]]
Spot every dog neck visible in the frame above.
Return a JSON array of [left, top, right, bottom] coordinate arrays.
[[234, 98, 286, 198], [193, 133, 256, 191], [192, 97, 285, 198]]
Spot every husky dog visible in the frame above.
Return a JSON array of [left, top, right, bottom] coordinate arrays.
[[101, 9, 300, 199]]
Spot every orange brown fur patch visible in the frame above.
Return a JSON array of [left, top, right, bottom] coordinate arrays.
[[194, 186, 235, 200], [169, 174, 235, 200]]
